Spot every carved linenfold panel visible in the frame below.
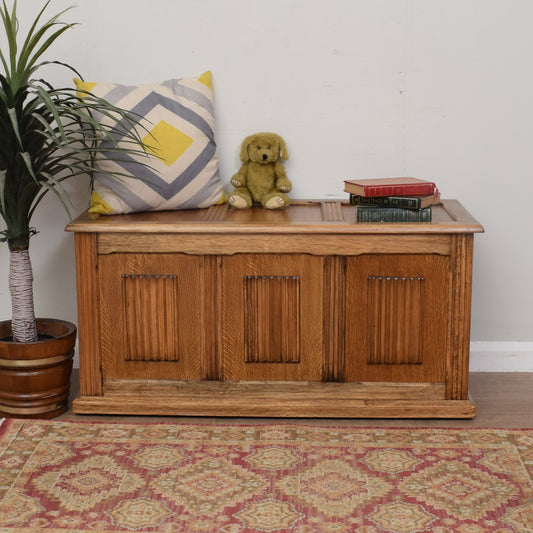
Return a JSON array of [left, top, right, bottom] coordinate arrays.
[[367, 276, 425, 365], [122, 274, 179, 362], [320, 201, 344, 222], [203, 204, 229, 222], [243, 275, 300, 364]]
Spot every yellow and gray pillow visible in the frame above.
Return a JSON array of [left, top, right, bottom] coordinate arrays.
[[74, 71, 225, 216]]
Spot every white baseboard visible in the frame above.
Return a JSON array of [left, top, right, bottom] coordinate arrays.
[[469, 342, 533, 372], [72, 342, 533, 372]]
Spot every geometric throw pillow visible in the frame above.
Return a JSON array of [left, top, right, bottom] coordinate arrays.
[[74, 71, 225, 216]]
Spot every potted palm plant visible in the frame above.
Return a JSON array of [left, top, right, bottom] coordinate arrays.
[[0, 0, 149, 417]]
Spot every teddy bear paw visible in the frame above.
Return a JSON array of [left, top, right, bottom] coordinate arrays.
[[264, 196, 286, 209], [228, 194, 250, 209]]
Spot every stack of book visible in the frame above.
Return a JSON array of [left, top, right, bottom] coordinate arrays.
[[344, 177, 441, 223]]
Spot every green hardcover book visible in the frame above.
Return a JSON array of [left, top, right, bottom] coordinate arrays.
[[349, 193, 439, 210], [356, 206, 432, 223]]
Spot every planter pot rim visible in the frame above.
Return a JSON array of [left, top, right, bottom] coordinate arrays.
[[0, 318, 77, 360]]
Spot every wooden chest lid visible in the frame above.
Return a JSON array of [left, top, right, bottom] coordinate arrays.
[[66, 199, 483, 235]]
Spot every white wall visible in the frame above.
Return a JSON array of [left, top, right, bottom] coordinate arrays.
[[1, 1, 532, 352]]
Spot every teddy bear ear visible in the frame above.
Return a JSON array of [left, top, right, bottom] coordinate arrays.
[[277, 134, 289, 161], [239, 135, 255, 162]]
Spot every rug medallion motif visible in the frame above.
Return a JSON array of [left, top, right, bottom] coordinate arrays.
[[0, 419, 531, 532]]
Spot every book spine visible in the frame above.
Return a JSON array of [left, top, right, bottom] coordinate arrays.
[[363, 183, 436, 197], [349, 194, 422, 209], [356, 206, 432, 223]]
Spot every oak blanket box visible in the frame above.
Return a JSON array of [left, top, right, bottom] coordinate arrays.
[[66, 199, 483, 418]]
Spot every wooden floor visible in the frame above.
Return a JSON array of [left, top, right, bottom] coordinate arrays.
[[58, 372, 533, 428]]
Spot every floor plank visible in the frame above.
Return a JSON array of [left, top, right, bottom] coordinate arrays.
[[58, 371, 533, 428]]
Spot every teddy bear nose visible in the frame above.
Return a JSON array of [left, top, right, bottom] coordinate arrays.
[[262, 153, 268, 160]]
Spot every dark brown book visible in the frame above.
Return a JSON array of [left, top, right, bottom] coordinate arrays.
[[349, 192, 441, 209]]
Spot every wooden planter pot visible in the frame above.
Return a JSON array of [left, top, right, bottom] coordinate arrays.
[[0, 318, 76, 418]]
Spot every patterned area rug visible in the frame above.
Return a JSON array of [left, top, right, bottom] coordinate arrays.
[[0, 419, 532, 532]]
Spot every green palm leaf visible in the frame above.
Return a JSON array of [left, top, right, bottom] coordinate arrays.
[[0, 1, 150, 249], [0, 0, 151, 342]]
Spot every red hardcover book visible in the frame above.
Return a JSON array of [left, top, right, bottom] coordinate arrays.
[[344, 177, 438, 198]]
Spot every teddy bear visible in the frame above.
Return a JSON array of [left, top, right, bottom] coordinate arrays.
[[227, 132, 292, 209]]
